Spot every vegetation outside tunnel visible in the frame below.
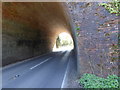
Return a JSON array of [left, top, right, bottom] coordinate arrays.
[[53, 32, 74, 51]]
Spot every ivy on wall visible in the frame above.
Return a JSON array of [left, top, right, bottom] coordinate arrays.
[[100, 0, 120, 16], [79, 73, 120, 88]]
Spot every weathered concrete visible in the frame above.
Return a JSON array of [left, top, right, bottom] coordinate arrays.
[[2, 2, 76, 66]]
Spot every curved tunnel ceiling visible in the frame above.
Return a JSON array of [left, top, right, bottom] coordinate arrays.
[[2, 2, 76, 66], [3, 2, 71, 35]]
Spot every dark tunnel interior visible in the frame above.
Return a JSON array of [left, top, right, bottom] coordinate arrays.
[[2, 2, 78, 66]]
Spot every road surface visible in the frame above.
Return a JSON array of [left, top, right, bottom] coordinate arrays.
[[2, 50, 73, 88]]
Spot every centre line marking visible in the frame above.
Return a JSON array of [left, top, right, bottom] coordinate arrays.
[[30, 57, 52, 70]]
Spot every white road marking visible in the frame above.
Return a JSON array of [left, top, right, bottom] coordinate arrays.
[[61, 61, 69, 88], [61, 52, 71, 88], [30, 57, 52, 70], [2, 52, 53, 70]]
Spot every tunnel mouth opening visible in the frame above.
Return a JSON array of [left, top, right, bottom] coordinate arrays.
[[53, 32, 74, 52]]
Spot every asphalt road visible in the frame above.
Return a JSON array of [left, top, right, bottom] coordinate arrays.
[[2, 50, 72, 88]]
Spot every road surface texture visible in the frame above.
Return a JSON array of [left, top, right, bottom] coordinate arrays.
[[2, 50, 77, 88]]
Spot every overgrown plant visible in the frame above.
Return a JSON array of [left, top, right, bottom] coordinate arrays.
[[100, 0, 120, 16], [75, 27, 80, 31], [79, 73, 120, 88], [75, 27, 80, 36]]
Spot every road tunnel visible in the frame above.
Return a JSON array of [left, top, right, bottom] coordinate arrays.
[[2, 2, 78, 67]]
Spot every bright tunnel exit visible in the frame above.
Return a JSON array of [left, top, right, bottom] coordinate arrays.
[[53, 32, 74, 51]]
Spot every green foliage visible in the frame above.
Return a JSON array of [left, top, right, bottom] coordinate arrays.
[[79, 73, 120, 88], [56, 36, 61, 48], [75, 27, 80, 31], [75, 27, 80, 36], [56, 35, 73, 47], [100, 0, 120, 16]]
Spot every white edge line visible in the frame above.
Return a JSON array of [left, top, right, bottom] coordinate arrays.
[[30, 57, 52, 70], [2, 52, 53, 70], [61, 55, 71, 88]]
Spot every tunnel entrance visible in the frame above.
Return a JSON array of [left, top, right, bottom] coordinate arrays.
[[53, 32, 74, 51], [2, 2, 78, 74]]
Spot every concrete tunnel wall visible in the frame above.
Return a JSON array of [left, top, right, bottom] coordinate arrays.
[[2, 2, 78, 66]]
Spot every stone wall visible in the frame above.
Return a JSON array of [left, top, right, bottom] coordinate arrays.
[[67, 2, 119, 77]]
